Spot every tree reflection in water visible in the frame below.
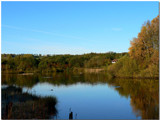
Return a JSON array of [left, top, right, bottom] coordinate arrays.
[[2, 73, 159, 119], [107, 78, 159, 119]]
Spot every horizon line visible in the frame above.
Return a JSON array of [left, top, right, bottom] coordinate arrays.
[[1, 51, 128, 56]]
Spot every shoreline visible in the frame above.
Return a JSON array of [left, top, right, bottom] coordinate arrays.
[[2, 70, 159, 80]]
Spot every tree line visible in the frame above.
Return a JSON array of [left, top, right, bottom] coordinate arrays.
[[2, 52, 127, 73]]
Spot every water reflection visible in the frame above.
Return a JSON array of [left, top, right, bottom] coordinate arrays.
[[106, 78, 159, 119], [2, 73, 159, 119]]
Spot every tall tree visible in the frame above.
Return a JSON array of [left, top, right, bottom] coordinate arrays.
[[129, 16, 159, 66]]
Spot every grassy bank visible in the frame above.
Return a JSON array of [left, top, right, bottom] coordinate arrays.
[[2, 86, 57, 119]]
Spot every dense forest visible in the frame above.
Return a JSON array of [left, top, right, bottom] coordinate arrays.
[[107, 16, 159, 78], [2, 52, 127, 73]]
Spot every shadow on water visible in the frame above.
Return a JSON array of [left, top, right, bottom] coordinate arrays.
[[1, 73, 159, 119], [2, 86, 57, 119]]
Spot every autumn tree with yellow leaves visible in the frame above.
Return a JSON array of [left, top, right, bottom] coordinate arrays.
[[108, 16, 159, 78], [129, 16, 159, 65]]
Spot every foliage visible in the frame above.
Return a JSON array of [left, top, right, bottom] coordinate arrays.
[[107, 16, 159, 78], [2, 52, 127, 73]]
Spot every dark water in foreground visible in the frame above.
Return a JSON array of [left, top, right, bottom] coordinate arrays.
[[2, 73, 159, 119]]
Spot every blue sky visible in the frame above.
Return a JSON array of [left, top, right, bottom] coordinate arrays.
[[2, 1, 159, 55]]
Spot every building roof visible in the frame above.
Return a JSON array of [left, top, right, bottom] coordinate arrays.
[[112, 59, 118, 62]]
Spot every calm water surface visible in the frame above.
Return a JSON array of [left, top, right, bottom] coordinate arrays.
[[2, 73, 159, 119]]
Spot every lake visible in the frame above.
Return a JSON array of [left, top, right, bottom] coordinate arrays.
[[2, 73, 159, 119]]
